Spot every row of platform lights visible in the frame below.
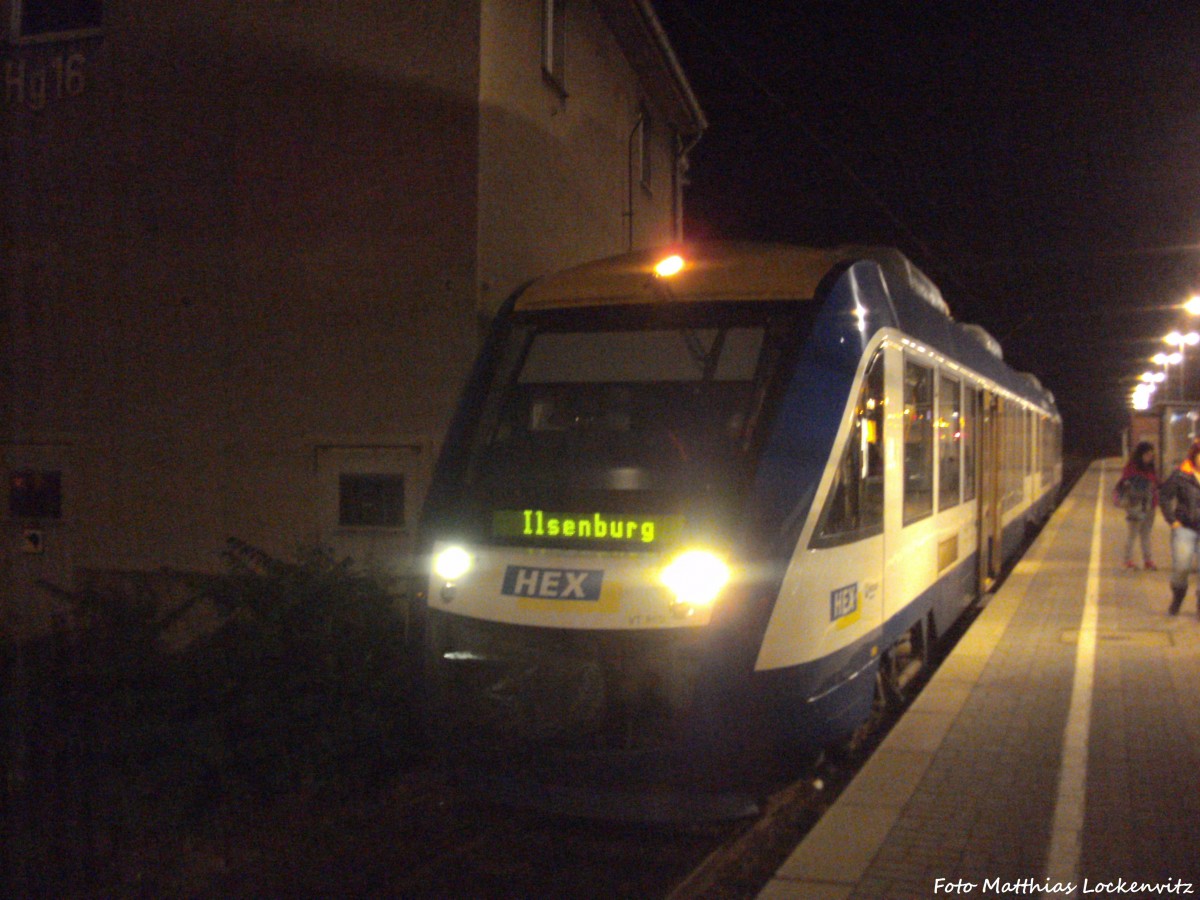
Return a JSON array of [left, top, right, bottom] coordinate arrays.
[[1132, 295, 1200, 410]]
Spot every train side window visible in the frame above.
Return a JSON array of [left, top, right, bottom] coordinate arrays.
[[1022, 410, 1032, 475], [937, 374, 961, 511], [962, 387, 978, 502], [1040, 415, 1055, 482], [811, 350, 885, 547], [1001, 402, 1022, 512], [903, 359, 934, 524]]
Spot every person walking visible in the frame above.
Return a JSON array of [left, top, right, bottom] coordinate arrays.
[[1115, 441, 1159, 570], [1159, 438, 1200, 616]]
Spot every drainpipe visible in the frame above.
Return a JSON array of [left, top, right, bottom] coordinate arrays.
[[625, 115, 643, 252], [674, 130, 701, 242]]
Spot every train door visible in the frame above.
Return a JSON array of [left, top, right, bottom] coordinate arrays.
[[977, 392, 1004, 592], [882, 344, 920, 625]]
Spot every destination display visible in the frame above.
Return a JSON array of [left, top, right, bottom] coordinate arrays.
[[492, 509, 685, 546]]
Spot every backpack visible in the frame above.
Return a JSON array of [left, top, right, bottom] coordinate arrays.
[[1115, 474, 1153, 519]]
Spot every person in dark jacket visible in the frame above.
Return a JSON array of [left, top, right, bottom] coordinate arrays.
[[1159, 438, 1200, 615], [1116, 441, 1159, 570]]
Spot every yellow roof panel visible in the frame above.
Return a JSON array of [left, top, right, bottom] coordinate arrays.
[[514, 242, 863, 311]]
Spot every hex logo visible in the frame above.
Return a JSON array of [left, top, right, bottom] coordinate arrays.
[[830, 582, 858, 621], [502, 566, 603, 601]]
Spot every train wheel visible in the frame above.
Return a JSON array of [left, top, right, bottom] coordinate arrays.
[[877, 651, 906, 711], [881, 615, 935, 709], [826, 673, 888, 764], [828, 615, 936, 763]]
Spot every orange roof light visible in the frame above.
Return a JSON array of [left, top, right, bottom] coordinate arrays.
[[654, 253, 685, 278]]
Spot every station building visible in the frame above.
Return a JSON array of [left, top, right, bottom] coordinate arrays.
[[1128, 402, 1200, 477], [0, 0, 705, 636]]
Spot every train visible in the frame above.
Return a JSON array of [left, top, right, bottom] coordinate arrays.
[[418, 242, 1061, 821]]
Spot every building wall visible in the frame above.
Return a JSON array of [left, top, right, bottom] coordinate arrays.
[[476, 0, 683, 317], [1, 0, 695, 637], [2, 1, 485, 634]]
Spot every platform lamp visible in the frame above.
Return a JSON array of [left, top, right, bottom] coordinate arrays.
[[1153, 351, 1171, 379], [1184, 297, 1200, 398], [1153, 350, 1181, 400], [1152, 352, 1171, 398], [1133, 385, 1153, 411], [1133, 372, 1160, 410], [1164, 332, 1199, 400]]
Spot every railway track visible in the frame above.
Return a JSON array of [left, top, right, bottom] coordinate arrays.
[[369, 721, 883, 899], [181, 605, 935, 898], [179, 758, 835, 898]]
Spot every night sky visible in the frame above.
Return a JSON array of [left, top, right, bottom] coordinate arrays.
[[654, 0, 1200, 454]]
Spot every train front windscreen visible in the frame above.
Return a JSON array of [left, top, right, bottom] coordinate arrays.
[[458, 303, 805, 550]]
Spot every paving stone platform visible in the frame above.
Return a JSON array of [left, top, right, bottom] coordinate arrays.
[[758, 459, 1200, 899]]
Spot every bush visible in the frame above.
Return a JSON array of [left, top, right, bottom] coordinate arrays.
[[182, 539, 421, 797], [2, 539, 422, 870]]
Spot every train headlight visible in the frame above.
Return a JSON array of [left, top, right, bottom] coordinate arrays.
[[660, 549, 730, 612], [433, 545, 473, 582]]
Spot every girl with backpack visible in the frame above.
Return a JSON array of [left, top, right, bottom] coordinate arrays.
[[1116, 441, 1159, 571]]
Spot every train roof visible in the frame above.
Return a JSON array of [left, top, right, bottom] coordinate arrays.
[[515, 242, 851, 310], [513, 242, 1057, 414]]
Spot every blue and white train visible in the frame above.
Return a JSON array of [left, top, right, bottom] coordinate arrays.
[[419, 243, 1061, 820]]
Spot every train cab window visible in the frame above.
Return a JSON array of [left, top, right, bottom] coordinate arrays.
[[937, 375, 961, 511], [962, 388, 978, 502], [466, 310, 793, 524], [903, 359, 934, 524], [812, 350, 885, 547]]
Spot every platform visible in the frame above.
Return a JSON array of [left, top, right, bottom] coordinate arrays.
[[758, 459, 1200, 899]]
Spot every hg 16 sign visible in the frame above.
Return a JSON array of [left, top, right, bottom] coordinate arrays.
[[5, 53, 86, 110]]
